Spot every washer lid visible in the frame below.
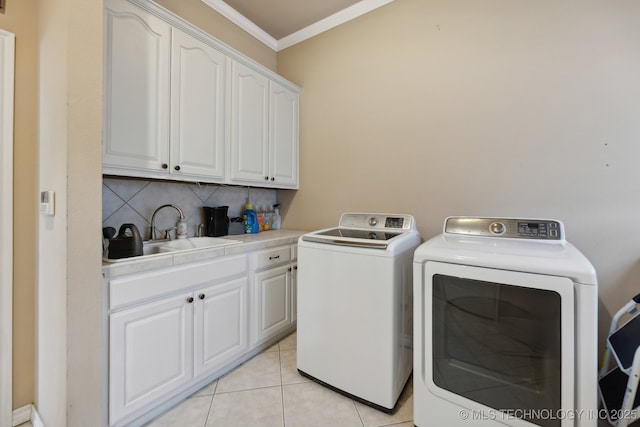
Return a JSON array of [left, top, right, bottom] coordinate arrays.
[[314, 227, 402, 241], [300, 213, 418, 251], [301, 227, 401, 249]]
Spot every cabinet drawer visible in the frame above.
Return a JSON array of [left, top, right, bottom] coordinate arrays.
[[110, 254, 248, 311], [253, 246, 291, 270]]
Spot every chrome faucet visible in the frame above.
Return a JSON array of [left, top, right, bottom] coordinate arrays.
[[150, 204, 185, 240]]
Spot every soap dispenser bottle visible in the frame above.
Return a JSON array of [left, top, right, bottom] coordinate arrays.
[[272, 204, 281, 230], [176, 216, 187, 239]]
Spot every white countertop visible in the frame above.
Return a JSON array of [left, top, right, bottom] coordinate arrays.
[[102, 229, 307, 279]]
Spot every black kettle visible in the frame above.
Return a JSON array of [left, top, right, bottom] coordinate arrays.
[[108, 224, 143, 259]]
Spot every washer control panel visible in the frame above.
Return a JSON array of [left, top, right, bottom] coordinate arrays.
[[445, 217, 563, 240], [338, 213, 416, 231]]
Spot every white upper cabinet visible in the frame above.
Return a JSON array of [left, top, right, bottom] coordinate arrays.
[[103, 0, 300, 188], [170, 28, 227, 181], [269, 80, 299, 188], [103, 0, 171, 174], [229, 61, 270, 185], [230, 62, 299, 189]]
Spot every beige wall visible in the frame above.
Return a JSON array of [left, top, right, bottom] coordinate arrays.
[[0, 0, 38, 410], [278, 0, 640, 340], [0, 0, 275, 420], [12, 0, 640, 421]]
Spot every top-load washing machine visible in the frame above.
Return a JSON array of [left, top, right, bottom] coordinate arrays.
[[413, 217, 598, 427], [297, 213, 421, 411]]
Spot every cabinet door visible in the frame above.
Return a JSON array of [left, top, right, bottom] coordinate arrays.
[[170, 28, 227, 181], [103, 0, 171, 173], [254, 265, 291, 344], [194, 277, 249, 376], [229, 61, 269, 184], [110, 293, 194, 424], [269, 81, 299, 188], [291, 264, 298, 323]]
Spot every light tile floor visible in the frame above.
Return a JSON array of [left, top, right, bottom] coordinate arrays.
[[146, 331, 414, 427]]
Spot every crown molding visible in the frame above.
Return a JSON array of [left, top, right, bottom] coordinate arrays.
[[278, 0, 394, 51], [202, 0, 395, 52]]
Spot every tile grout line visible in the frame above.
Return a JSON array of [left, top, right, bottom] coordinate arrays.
[[202, 393, 215, 427], [279, 343, 287, 427]]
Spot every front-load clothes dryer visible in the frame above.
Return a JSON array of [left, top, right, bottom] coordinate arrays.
[[297, 213, 420, 412], [413, 217, 597, 427]]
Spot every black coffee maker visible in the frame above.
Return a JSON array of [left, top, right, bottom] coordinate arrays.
[[203, 206, 229, 237]]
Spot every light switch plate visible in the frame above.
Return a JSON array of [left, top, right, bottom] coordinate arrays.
[[40, 190, 55, 216]]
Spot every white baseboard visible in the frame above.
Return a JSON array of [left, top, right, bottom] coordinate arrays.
[[12, 404, 44, 427], [12, 405, 30, 426]]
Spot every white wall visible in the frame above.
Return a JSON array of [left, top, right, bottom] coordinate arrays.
[[37, 0, 103, 425], [278, 0, 640, 345], [37, 0, 69, 423]]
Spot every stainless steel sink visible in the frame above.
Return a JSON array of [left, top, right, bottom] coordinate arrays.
[[142, 240, 170, 255], [105, 237, 242, 263], [158, 237, 242, 252]]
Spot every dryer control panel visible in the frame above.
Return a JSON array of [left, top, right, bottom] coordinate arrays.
[[445, 217, 564, 240]]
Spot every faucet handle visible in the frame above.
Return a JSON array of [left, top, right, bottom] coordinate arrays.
[[163, 227, 177, 240]]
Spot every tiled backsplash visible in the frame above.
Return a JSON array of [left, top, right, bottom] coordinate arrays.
[[102, 177, 277, 239]]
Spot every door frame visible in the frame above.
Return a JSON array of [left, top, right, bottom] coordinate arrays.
[[0, 28, 15, 426]]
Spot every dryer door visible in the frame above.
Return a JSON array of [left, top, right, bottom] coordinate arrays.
[[422, 261, 575, 427]]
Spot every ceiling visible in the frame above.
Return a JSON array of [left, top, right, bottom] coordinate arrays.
[[201, 0, 395, 51], [224, 0, 360, 40]]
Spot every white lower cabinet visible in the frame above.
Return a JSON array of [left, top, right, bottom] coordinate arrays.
[[108, 255, 249, 426], [291, 262, 298, 323], [254, 264, 291, 343], [194, 277, 248, 376], [107, 243, 299, 426], [109, 293, 194, 424], [252, 245, 297, 345]]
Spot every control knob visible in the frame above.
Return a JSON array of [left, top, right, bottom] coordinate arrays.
[[490, 222, 505, 235]]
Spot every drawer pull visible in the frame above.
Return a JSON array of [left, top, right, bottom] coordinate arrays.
[[199, 294, 205, 300], [269, 255, 280, 260], [186, 297, 194, 304]]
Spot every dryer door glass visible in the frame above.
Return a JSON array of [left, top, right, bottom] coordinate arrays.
[[432, 274, 562, 427]]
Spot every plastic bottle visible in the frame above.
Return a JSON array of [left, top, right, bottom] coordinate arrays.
[[272, 205, 281, 230], [243, 203, 259, 234], [176, 218, 187, 239], [264, 206, 272, 231], [257, 205, 264, 232]]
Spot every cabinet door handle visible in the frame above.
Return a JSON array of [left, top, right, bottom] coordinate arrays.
[[288, 267, 292, 272], [174, 165, 181, 171], [264, 176, 269, 180], [199, 294, 205, 300], [294, 266, 298, 270], [270, 177, 275, 181], [269, 255, 280, 260], [186, 296, 194, 303], [161, 163, 168, 169]]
